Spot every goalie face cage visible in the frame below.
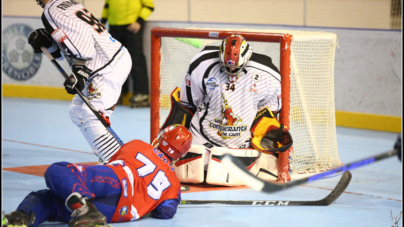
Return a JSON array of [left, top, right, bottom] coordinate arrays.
[[150, 27, 341, 182]]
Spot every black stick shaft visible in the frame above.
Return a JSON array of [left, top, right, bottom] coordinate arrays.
[[181, 200, 307, 206]]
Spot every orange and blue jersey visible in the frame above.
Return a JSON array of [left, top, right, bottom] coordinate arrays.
[[107, 140, 181, 222]]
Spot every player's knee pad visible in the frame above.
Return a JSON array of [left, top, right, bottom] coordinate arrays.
[[68, 99, 84, 126], [205, 148, 260, 186], [255, 153, 278, 181], [44, 162, 70, 186], [173, 145, 205, 184]]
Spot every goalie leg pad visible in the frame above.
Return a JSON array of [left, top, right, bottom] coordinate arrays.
[[173, 145, 205, 184], [206, 148, 261, 186], [256, 153, 278, 181]]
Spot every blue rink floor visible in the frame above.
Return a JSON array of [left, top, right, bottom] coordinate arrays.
[[2, 97, 402, 227]]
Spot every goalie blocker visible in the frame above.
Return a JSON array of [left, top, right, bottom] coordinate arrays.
[[160, 87, 194, 130], [162, 88, 293, 186]]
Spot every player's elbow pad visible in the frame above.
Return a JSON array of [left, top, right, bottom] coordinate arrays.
[[151, 199, 179, 219]]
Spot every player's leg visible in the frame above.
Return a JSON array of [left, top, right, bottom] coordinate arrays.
[[255, 152, 279, 181], [174, 145, 206, 184], [108, 25, 130, 100], [205, 147, 262, 186], [45, 162, 122, 223], [125, 27, 149, 108], [68, 93, 98, 153], [4, 189, 70, 227], [69, 50, 131, 162], [65, 193, 107, 227]]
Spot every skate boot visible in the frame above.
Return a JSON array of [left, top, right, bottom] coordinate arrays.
[[66, 192, 107, 227], [129, 94, 150, 108], [3, 211, 29, 227]]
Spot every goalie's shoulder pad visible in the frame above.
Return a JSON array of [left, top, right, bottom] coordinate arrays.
[[250, 107, 293, 154], [161, 87, 194, 130]]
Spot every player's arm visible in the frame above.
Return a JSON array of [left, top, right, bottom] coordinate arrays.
[[41, 8, 96, 94], [163, 69, 205, 129], [257, 92, 281, 116], [257, 73, 282, 115], [100, 0, 109, 26], [42, 8, 95, 62], [28, 28, 63, 61], [137, 0, 154, 27], [179, 71, 205, 114], [150, 197, 181, 219]]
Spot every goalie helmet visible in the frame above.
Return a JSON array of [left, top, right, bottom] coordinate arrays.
[[36, 0, 45, 8], [156, 124, 192, 160], [219, 35, 253, 83]]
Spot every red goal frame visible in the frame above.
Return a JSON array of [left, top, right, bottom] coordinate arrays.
[[150, 27, 293, 182]]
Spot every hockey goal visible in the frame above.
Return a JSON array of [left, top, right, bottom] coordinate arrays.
[[150, 27, 342, 182]]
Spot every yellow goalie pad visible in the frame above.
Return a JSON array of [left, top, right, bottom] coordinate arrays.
[[250, 108, 293, 154]]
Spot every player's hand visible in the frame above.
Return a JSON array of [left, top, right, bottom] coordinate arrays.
[[127, 22, 141, 34], [28, 28, 55, 53], [63, 65, 91, 94]]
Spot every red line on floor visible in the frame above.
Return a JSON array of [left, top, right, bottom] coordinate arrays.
[[3, 139, 92, 154]]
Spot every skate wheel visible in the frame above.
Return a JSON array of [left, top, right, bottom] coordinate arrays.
[[181, 185, 190, 192]]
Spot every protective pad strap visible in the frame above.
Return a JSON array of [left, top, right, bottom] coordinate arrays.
[[255, 153, 278, 182], [173, 145, 205, 184], [161, 87, 194, 130], [206, 147, 261, 186]]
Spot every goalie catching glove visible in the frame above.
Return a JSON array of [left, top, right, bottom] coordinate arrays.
[[250, 108, 293, 154], [63, 65, 92, 95]]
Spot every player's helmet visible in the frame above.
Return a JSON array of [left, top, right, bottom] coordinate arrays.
[[156, 124, 192, 160], [36, 0, 45, 8], [219, 35, 253, 82]]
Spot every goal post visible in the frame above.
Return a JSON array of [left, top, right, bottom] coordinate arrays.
[[150, 27, 341, 182]]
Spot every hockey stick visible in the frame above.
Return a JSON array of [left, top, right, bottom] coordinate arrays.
[[180, 171, 351, 206], [41, 47, 124, 147], [220, 149, 397, 193]]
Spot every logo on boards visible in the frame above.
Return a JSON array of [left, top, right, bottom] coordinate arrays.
[[2, 24, 42, 81]]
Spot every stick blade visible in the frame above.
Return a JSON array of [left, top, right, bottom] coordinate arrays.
[[221, 154, 352, 195], [301, 171, 352, 205]]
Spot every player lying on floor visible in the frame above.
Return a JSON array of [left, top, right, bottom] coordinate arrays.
[[3, 125, 192, 227], [161, 34, 293, 186]]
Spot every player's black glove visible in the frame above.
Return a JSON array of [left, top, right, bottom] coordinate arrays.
[[63, 65, 91, 95], [28, 28, 55, 53]]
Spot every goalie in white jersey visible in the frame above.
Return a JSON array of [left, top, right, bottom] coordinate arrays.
[[28, 0, 131, 163], [162, 35, 293, 186]]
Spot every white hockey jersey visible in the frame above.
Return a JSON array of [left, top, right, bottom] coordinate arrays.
[[41, 0, 124, 76], [180, 46, 282, 149]]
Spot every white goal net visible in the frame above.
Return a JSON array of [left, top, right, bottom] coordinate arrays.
[[152, 28, 342, 179]]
